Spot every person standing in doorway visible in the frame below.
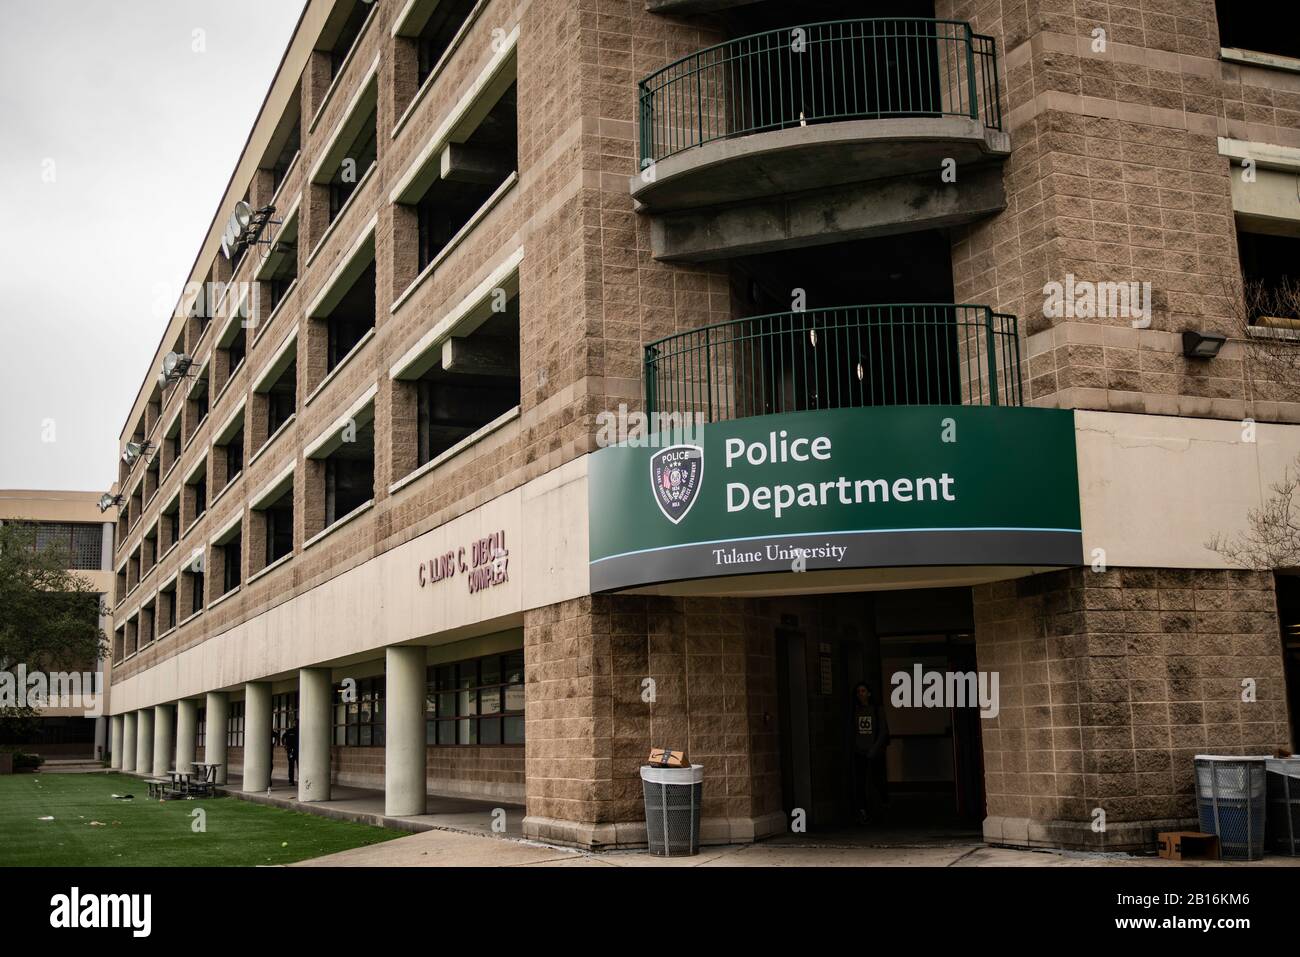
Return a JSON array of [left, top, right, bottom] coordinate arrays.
[[283, 722, 299, 786], [851, 682, 890, 823]]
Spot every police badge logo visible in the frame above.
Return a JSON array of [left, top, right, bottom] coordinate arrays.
[[649, 444, 703, 524]]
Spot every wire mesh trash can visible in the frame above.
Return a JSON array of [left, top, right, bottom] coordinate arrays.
[[640, 764, 703, 857], [1266, 757, 1300, 857], [1195, 755, 1268, 861]]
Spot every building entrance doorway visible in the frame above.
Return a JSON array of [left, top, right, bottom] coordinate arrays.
[[773, 588, 985, 842]]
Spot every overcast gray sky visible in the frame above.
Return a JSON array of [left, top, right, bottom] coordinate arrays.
[[0, 0, 306, 493]]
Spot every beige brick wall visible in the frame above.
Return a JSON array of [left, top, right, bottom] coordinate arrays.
[[974, 567, 1292, 849], [940, 0, 1300, 422], [112, 5, 746, 761], [523, 593, 779, 844]]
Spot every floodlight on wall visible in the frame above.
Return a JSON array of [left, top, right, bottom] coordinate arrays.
[[122, 441, 154, 466], [220, 200, 280, 261], [159, 351, 193, 388], [1182, 330, 1226, 359], [97, 493, 125, 513]]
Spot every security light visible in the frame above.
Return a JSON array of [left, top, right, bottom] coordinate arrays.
[[124, 441, 153, 464], [97, 493, 125, 513], [220, 201, 279, 260], [161, 351, 192, 382], [1182, 330, 1225, 359]]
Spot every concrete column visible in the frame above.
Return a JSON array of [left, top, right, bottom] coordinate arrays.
[[385, 646, 427, 816], [175, 699, 198, 773], [205, 691, 229, 785], [243, 682, 272, 792], [94, 716, 107, 761], [135, 708, 153, 775], [152, 704, 173, 776], [121, 712, 136, 771], [298, 667, 332, 802], [109, 715, 124, 769]]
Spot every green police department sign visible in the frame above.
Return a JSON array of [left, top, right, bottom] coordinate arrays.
[[588, 406, 1082, 592]]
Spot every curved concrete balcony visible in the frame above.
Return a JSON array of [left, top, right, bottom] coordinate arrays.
[[645, 0, 763, 14], [630, 19, 1010, 260], [644, 303, 1023, 424]]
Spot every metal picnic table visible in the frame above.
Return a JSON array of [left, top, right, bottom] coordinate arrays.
[[190, 762, 222, 795]]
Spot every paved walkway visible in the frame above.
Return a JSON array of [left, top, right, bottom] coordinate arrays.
[[294, 828, 1300, 867], [96, 770, 1300, 867], [210, 775, 1300, 868], [216, 775, 525, 839]]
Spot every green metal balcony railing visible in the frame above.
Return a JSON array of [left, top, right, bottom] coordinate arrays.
[[644, 304, 1022, 424], [638, 18, 1002, 166]]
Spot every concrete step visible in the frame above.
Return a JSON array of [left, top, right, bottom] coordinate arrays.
[[39, 760, 106, 773]]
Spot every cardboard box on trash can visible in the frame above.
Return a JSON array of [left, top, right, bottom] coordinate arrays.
[[648, 747, 688, 768], [1157, 831, 1219, 861]]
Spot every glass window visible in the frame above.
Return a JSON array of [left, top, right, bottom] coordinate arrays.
[[15, 521, 104, 570], [332, 677, 384, 747], [503, 715, 523, 745], [425, 650, 524, 746], [271, 692, 298, 742], [227, 701, 245, 747]]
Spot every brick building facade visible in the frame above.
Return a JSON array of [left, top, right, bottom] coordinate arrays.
[[107, 0, 1298, 853]]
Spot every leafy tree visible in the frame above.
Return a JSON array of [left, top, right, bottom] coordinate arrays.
[[0, 522, 106, 741]]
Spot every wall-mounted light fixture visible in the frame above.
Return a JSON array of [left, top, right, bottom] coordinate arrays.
[[1182, 330, 1226, 359], [97, 493, 125, 513], [157, 351, 194, 393], [121, 441, 154, 466], [220, 200, 280, 261]]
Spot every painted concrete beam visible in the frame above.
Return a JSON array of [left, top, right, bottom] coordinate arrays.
[[650, 162, 1007, 261]]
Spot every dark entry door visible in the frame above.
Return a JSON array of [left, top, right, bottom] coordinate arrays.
[[775, 629, 813, 823], [948, 638, 986, 821], [878, 631, 985, 823]]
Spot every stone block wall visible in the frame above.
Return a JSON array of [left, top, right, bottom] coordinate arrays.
[[938, 0, 1300, 422], [974, 566, 1292, 849], [522, 593, 782, 847]]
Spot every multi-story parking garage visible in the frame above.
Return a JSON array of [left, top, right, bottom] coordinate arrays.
[[106, 0, 1299, 851]]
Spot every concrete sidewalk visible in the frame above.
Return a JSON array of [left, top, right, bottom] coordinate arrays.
[[117, 771, 1297, 868], [216, 774, 524, 839], [293, 827, 1300, 868]]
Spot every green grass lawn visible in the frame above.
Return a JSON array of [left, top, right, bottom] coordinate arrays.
[[0, 772, 401, 866]]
